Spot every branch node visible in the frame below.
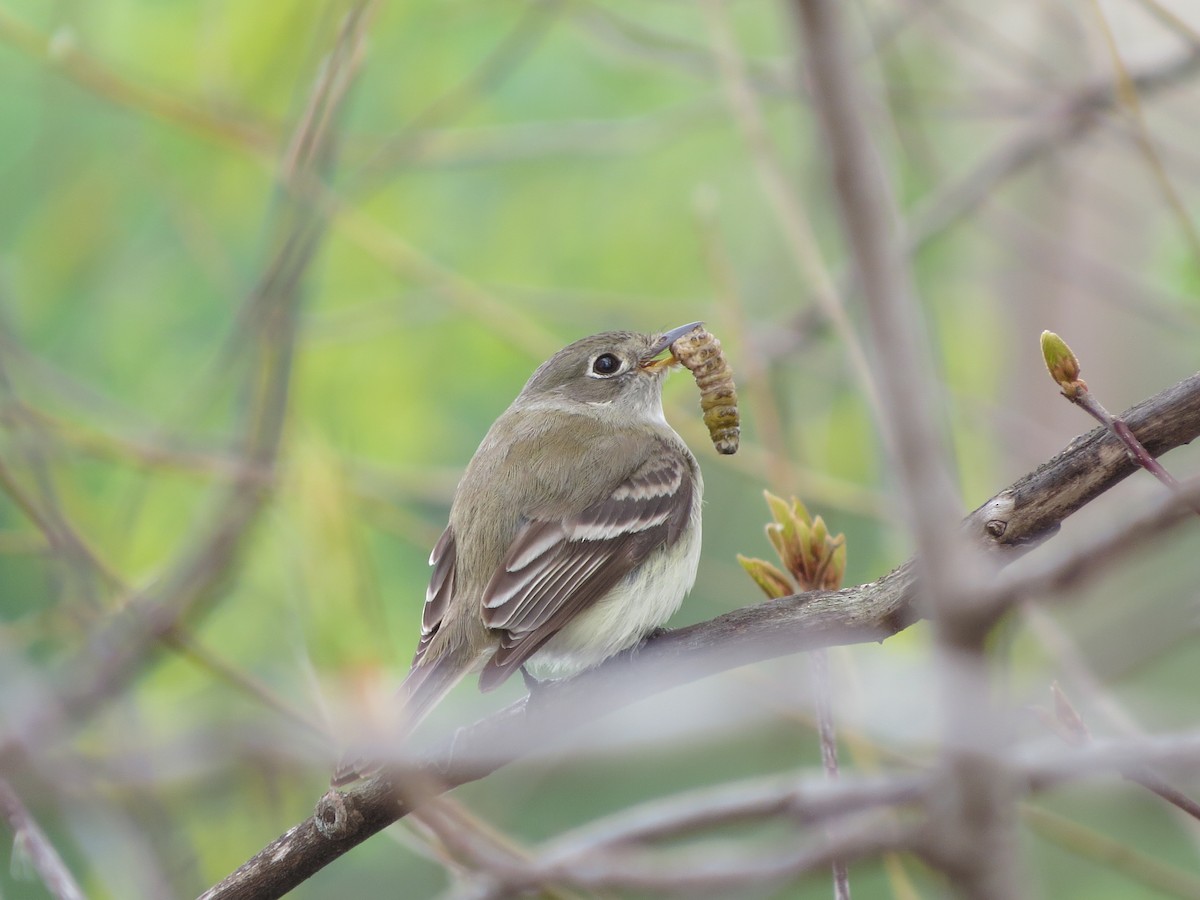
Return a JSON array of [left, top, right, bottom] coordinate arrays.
[[315, 790, 362, 841], [975, 492, 1015, 543]]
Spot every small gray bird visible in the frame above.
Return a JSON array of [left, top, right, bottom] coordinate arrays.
[[333, 324, 704, 784]]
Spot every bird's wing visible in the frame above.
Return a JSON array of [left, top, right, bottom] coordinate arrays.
[[412, 525, 456, 667], [477, 447, 696, 690]]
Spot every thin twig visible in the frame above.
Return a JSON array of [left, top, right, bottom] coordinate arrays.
[[1042, 682, 1200, 824], [1018, 728, 1200, 788], [904, 50, 1200, 258], [0, 354, 126, 600], [163, 627, 330, 739], [571, 1, 790, 96], [0, 778, 85, 900], [1041, 331, 1200, 516], [980, 478, 1200, 623], [1088, 0, 1200, 264], [0, 454, 118, 589], [1021, 804, 1200, 899], [1134, 0, 1200, 47], [1124, 767, 1200, 823], [760, 46, 1200, 365], [575, 776, 917, 859], [353, 0, 566, 188], [793, 0, 1017, 895], [461, 816, 916, 898], [1074, 393, 1191, 500], [811, 650, 851, 900], [0, 8, 274, 155]]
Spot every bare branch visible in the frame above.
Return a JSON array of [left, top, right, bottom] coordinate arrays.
[[810, 650, 851, 900], [454, 813, 916, 898], [442, 772, 925, 899], [764, 45, 1200, 365], [904, 46, 1200, 256], [1019, 729, 1200, 789], [536, 773, 923, 864], [792, 1, 1017, 894], [981, 478, 1200, 622], [1040, 682, 1200, 823], [0, 778, 85, 900], [0, 8, 274, 155]]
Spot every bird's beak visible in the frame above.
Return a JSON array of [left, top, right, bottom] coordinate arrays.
[[639, 321, 703, 372]]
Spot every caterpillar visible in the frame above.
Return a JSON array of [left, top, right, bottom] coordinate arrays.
[[671, 326, 739, 455]]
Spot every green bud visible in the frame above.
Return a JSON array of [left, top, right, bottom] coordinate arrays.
[[810, 515, 829, 552], [750, 491, 847, 592], [765, 521, 787, 564], [790, 496, 812, 527], [828, 541, 847, 589], [764, 491, 792, 527], [737, 555, 795, 600], [1040, 331, 1086, 399]]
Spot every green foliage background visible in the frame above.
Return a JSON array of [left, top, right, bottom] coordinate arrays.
[[1, 1, 1199, 897]]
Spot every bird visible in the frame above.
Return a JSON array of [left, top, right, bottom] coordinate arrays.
[[333, 323, 705, 785]]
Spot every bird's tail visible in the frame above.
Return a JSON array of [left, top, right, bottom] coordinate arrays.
[[331, 653, 471, 786]]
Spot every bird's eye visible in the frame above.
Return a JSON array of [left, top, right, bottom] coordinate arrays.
[[591, 353, 622, 376]]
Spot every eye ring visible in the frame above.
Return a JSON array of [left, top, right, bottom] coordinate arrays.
[[591, 353, 622, 377]]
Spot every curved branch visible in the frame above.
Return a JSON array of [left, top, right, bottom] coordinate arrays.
[[200, 370, 1200, 900]]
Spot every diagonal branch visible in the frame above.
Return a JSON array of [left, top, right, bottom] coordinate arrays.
[[0, 778, 84, 900], [200, 370, 1200, 899]]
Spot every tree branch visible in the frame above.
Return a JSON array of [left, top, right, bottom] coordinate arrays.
[[0, 777, 84, 900], [451, 815, 915, 897], [200, 370, 1200, 900]]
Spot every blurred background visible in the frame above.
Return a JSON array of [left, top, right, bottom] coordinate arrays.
[[1, 0, 1199, 897]]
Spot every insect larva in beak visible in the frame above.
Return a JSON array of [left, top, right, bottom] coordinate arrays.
[[671, 327, 739, 455]]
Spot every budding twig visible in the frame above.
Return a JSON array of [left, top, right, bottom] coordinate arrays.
[[1040, 331, 1199, 516]]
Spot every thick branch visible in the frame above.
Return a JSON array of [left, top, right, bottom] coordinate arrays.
[[200, 371, 1200, 900]]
